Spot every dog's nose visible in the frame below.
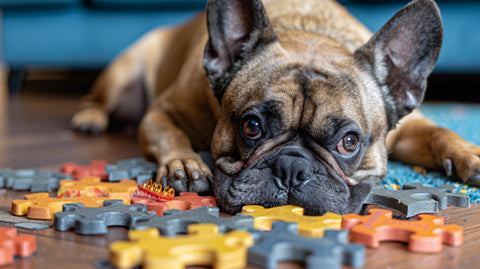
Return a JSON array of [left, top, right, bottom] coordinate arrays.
[[272, 147, 313, 189]]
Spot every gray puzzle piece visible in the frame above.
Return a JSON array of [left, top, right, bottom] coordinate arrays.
[[0, 211, 52, 230], [53, 200, 155, 235], [131, 206, 254, 236], [0, 168, 73, 192], [105, 157, 157, 184], [248, 222, 365, 269], [364, 182, 470, 217]]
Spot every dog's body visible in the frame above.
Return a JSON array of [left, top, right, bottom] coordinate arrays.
[[72, 0, 480, 215]]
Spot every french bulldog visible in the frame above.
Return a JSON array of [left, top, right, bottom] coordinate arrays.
[[71, 0, 480, 215]]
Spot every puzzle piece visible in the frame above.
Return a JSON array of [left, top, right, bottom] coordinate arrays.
[[61, 160, 109, 181], [131, 206, 253, 236], [131, 179, 175, 202], [110, 223, 253, 269], [342, 208, 463, 253], [131, 192, 217, 216], [0, 227, 37, 266], [364, 182, 470, 217], [0, 168, 73, 192], [105, 157, 157, 184], [241, 205, 342, 237], [54, 200, 154, 235], [57, 176, 137, 202], [11, 192, 113, 220], [248, 222, 365, 269]]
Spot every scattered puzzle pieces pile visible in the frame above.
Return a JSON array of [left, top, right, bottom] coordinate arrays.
[[242, 204, 342, 237], [131, 192, 217, 216], [0, 168, 73, 192], [0, 228, 37, 266], [57, 176, 137, 202], [11, 192, 113, 220], [61, 160, 109, 181], [110, 224, 254, 269], [364, 183, 470, 217], [342, 208, 463, 253]]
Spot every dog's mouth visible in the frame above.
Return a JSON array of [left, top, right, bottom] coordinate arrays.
[[212, 152, 374, 215]]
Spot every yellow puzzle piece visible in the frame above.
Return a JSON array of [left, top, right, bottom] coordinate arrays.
[[57, 176, 137, 202], [110, 224, 254, 269], [11, 192, 113, 220], [241, 205, 342, 237]]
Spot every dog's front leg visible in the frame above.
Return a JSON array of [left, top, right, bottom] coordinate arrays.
[[138, 108, 212, 195], [387, 110, 480, 185]]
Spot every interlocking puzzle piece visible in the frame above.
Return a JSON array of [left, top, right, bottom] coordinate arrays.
[[248, 222, 365, 269], [364, 183, 470, 217], [131, 206, 253, 236], [0, 168, 73, 192], [11, 192, 113, 220], [105, 157, 157, 184], [61, 160, 109, 181], [110, 223, 253, 269], [342, 208, 463, 253], [0, 227, 37, 266], [241, 205, 342, 237], [57, 176, 137, 202], [0, 211, 51, 230], [131, 192, 217, 216], [54, 200, 154, 235]]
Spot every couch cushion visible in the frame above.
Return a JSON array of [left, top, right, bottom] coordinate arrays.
[[89, 0, 206, 9], [0, 0, 80, 7]]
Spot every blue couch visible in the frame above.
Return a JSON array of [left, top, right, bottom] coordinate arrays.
[[1, 0, 479, 90]]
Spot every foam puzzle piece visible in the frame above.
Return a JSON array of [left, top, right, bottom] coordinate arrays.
[[131, 192, 217, 216], [11, 192, 113, 220], [241, 205, 342, 237], [0, 227, 37, 266], [54, 200, 154, 235], [131, 206, 253, 236], [248, 222, 365, 269], [0, 211, 51, 230], [0, 168, 73, 192], [109, 223, 253, 269], [131, 179, 175, 202], [105, 157, 157, 184], [364, 182, 470, 217], [342, 208, 463, 253], [57, 176, 137, 202], [61, 160, 109, 181]]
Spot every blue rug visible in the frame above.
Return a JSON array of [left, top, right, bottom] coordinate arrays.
[[382, 103, 480, 203]]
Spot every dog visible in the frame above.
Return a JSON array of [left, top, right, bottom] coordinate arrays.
[[71, 0, 480, 215]]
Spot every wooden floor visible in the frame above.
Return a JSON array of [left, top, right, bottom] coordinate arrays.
[[1, 75, 480, 269]]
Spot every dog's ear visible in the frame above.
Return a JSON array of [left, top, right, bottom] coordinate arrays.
[[354, 0, 442, 128], [203, 0, 277, 101]]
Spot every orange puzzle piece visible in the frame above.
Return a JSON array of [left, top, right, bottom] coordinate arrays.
[[110, 224, 253, 269], [131, 192, 217, 216], [0, 228, 36, 266], [57, 176, 137, 202], [61, 160, 109, 181], [342, 208, 463, 253], [11, 192, 114, 220], [241, 205, 342, 237]]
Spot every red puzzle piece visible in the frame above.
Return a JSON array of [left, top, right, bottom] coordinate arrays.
[[131, 192, 217, 216], [61, 160, 108, 181], [0, 228, 36, 266], [342, 208, 463, 253]]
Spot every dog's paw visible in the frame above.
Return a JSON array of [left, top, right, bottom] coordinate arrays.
[[157, 155, 212, 195], [432, 129, 480, 186], [71, 107, 109, 134]]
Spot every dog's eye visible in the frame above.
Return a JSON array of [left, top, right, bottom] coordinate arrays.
[[336, 133, 359, 155], [242, 118, 262, 140]]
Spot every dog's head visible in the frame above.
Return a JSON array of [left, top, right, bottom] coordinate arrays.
[[203, 0, 442, 214]]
